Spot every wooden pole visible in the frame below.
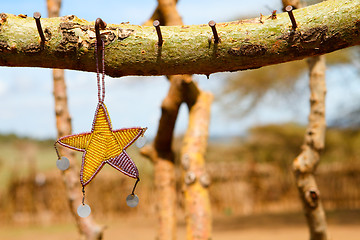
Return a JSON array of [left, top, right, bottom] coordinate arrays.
[[282, 1, 329, 239]]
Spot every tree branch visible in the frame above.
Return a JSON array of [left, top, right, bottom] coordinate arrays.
[[285, 0, 329, 239], [0, 0, 358, 77], [293, 55, 328, 240], [140, 74, 192, 240], [181, 91, 213, 240], [139, 1, 196, 239]]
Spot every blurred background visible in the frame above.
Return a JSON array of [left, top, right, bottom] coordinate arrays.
[[0, 0, 360, 239]]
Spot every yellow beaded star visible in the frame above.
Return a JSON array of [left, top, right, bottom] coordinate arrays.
[[57, 102, 146, 186]]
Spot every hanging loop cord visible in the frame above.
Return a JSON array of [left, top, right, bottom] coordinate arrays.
[[95, 39, 106, 103]]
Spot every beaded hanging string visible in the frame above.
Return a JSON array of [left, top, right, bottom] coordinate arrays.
[[54, 35, 147, 217], [95, 40, 105, 103]]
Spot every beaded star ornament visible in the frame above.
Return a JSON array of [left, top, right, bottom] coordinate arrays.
[[54, 39, 147, 217]]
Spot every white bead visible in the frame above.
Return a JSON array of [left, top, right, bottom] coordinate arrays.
[[135, 136, 146, 148], [77, 204, 91, 218], [126, 194, 139, 207], [56, 157, 70, 170]]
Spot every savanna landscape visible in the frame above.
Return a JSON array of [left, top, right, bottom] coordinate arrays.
[[0, 123, 360, 239]]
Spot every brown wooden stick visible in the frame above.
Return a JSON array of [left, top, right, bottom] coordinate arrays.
[[141, 75, 188, 240], [142, 3, 186, 239], [141, 1, 212, 239], [282, 1, 329, 239], [293, 55, 328, 240], [181, 91, 213, 240]]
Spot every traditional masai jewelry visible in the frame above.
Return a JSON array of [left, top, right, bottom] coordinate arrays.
[[54, 38, 147, 218]]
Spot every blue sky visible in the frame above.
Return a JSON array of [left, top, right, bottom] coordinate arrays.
[[0, 0, 359, 139]]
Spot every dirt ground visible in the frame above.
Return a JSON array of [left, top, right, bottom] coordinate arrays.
[[0, 210, 359, 240]]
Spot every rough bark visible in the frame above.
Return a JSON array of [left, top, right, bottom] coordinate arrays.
[[141, 1, 213, 239], [0, 0, 359, 77], [142, 0, 213, 239], [48, 1, 103, 239], [283, 1, 329, 239], [181, 91, 213, 240], [140, 2, 187, 239], [293, 55, 328, 240], [142, 75, 211, 240], [141, 75, 192, 240]]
